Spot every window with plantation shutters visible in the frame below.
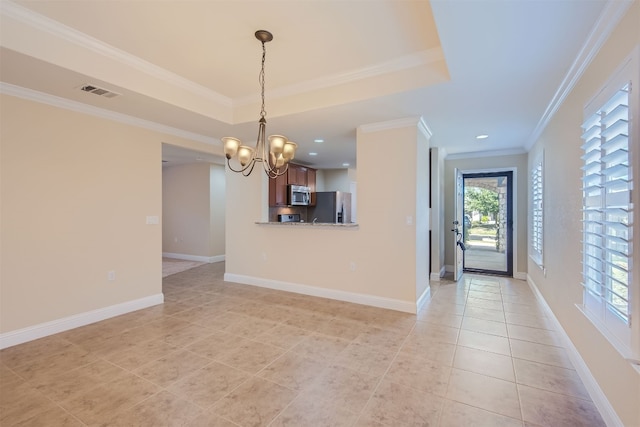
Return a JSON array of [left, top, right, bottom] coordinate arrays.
[[580, 81, 633, 351], [531, 156, 543, 266]]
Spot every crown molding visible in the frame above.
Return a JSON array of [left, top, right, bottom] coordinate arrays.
[[0, 82, 220, 145], [358, 116, 432, 135], [1, 0, 232, 108], [525, 0, 634, 151], [445, 147, 527, 161], [2, 1, 444, 114], [417, 117, 433, 140], [235, 48, 444, 106]]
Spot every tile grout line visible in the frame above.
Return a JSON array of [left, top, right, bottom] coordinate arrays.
[[256, 337, 308, 427], [9, 360, 91, 427], [350, 317, 423, 426], [502, 277, 527, 425], [3, 269, 598, 426], [435, 275, 471, 426], [448, 276, 527, 424]]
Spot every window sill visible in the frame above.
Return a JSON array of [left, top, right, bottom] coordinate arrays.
[[529, 254, 545, 275], [575, 304, 640, 373]]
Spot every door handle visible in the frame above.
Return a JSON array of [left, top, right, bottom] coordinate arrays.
[[452, 220, 465, 250]]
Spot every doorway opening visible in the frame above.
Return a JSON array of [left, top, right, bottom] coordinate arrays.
[[462, 171, 513, 276]]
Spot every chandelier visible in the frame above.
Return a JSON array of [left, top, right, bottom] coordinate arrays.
[[222, 30, 297, 178]]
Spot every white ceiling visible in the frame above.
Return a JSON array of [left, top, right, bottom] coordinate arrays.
[[0, 0, 609, 169]]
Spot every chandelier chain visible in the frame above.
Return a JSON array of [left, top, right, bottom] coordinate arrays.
[[259, 41, 267, 120]]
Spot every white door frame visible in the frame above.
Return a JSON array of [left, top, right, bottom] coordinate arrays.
[[453, 168, 464, 281], [454, 166, 519, 278]]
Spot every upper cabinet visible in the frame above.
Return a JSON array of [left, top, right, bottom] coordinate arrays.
[[287, 164, 308, 187], [268, 172, 288, 207], [307, 168, 316, 192], [269, 163, 316, 207]]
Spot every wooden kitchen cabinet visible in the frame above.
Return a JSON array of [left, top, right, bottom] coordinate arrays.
[[287, 164, 308, 186], [307, 168, 317, 206], [269, 163, 317, 207], [307, 168, 316, 192], [269, 171, 288, 207]]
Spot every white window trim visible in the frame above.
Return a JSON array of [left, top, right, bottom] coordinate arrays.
[[530, 151, 544, 268], [578, 46, 639, 366]]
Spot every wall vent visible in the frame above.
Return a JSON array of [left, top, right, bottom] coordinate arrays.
[[80, 84, 120, 98]]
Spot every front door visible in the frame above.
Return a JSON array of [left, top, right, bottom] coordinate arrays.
[[462, 171, 513, 276], [453, 169, 464, 281]]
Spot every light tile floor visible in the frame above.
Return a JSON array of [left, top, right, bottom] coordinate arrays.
[[0, 262, 606, 426]]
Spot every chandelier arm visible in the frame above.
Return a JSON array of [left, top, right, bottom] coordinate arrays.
[[263, 158, 288, 178], [226, 157, 254, 174], [256, 118, 267, 164], [242, 160, 257, 177]]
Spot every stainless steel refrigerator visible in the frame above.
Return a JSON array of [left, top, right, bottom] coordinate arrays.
[[310, 191, 352, 223]]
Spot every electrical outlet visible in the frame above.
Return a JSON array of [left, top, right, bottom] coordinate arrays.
[[262, 252, 268, 262], [107, 271, 116, 281], [350, 261, 356, 271]]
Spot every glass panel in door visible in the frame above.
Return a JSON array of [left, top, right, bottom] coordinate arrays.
[[463, 172, 513, 276]]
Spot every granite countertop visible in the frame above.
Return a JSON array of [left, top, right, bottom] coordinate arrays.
[[255, 221, 359, 228]]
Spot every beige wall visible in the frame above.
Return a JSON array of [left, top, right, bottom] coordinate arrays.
[[321, 169, 351, 192], [209, 164, 226, 257], [527, 2, 640, 425], [0, 94, 163, 332], [225, 119, 429, 311], [162, 162, 225, 258], [444, 153, 528, 276], [162, 163, 210, 256], [314, 169, 326, 191]]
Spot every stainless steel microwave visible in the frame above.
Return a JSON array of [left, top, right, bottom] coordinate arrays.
[[288, 185, 311, 206]]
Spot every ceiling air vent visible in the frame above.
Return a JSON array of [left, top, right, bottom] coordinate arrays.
[[80, 84, 120, 98]]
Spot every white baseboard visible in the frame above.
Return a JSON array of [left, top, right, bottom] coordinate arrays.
[[0, 294, 164, 350], [224, 273, 417, 314], [445, 264, 454, 273], [526, 275, 622, 427], [163, 252, 225, 263], [416, 285, 431, 312], [513, 271, 527, 280], [430, 266, 446, 282]]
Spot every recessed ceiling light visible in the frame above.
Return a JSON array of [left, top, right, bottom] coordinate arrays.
[[309, 152, 318, 156], [476, 134, 489, 140], [342, 162, 350, 167], [314, 139, 324, 143]]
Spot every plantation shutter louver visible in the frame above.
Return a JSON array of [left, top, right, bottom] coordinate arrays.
[[531, 159, 543, 264], [580, 83, 632, 332]]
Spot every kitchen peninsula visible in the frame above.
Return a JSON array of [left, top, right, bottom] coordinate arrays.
[[256, 221, 358, 227], [268, 163, 356, 225]]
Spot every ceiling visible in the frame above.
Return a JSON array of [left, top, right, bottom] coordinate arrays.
[[1, 0, 609, 169]]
